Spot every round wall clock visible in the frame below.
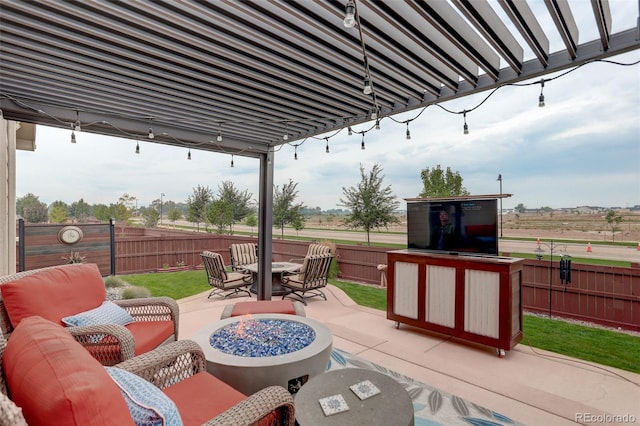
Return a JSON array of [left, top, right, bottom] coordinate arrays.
[[58, 226, 83, 245]]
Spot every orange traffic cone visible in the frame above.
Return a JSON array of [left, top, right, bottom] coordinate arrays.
[[587, 242, 592, 253]]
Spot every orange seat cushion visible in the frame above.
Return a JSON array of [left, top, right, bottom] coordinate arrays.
[[0, 264, 106, 327], [163, 371, 246, 426], [2, 316, 134, 425], [230, 300, 296, 317], [127, 320, 175, 355]]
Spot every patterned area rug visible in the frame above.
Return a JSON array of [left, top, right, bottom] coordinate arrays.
[[327, 348, 525, 426]]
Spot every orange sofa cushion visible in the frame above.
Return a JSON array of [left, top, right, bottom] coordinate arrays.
[[127, 320, 175, 355], [2, 316, 134, 425], [0, 264, 106, 327], [230, 300, 297, 317], [162, 371, 246, 426]]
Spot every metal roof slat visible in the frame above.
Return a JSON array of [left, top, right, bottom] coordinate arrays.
[[498, 0, 550, 67], [544, 0, 579, 60], [590, 0, 612, 51]]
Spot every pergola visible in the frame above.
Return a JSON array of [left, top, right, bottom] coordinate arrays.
[[1, 0, 639, 292]]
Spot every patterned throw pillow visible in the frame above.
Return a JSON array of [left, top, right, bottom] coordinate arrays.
[[106, 367, 183, 426], [62, 301, 134, 327]]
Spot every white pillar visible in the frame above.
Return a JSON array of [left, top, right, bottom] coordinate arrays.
[[0, 117, 18, 275]]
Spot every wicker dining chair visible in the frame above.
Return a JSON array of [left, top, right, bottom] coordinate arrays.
[[201, 251, 252, 299]]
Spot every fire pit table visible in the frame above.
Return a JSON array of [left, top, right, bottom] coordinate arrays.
[[192, 313, 333, 395]]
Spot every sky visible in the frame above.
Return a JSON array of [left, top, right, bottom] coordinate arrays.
[[15, 1, 640, 212]]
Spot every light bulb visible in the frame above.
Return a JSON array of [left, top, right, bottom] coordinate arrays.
[[370, 111, 377, 120], [406, 128, 411, 140], [217, 133, 223, 142], [230, 156, 234, 168], [283, 133, 289, 141], [70, 131, 76, 143], [343, 0, 356, 28], [375, 120, 380, 130], [363, 77, 372, 95], [348, 127, 353, 136], [187, 149, 191, 160], [73, 120, 81, 132], [463, 123, 469, 135], [538, 93, 545, 107], [325, 139, 330, 153], [135, 142, 140, 154], [148, 128, 154, 139]]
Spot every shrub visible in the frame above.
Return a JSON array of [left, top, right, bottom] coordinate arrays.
[[320, 239, 340, 279], [104, 276, 129, 288], [121, 286, 151, 299]]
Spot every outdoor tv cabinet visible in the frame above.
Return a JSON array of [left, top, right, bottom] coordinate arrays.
[[386, 250, 523, 357]]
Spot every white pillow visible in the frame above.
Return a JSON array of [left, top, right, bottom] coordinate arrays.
[[62, 301, 134, 327]]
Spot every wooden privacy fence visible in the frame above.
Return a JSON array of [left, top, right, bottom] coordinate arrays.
[[16, 226, 639, 332]]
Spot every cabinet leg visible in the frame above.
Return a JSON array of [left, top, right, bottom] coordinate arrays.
[[496, 348, 506, 358], [395, 322, 400, 329]]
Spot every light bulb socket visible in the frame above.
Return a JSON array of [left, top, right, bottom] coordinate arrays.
[[73, 120, 81, 132], [294, 152, 298, 160], [348, 127, 353, 136], [463, 123, 469, 134], [70, 131, 76, 143], [538, 94, 545, 107], [325, 141, 330, 153], [135, 142, 140, 154], [406, 129, 411, 140], [375, 120, 380, 130], [187, 150, 191, 160]]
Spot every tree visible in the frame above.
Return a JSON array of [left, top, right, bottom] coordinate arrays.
[[419, 165, 469, 198], [605, 209, 623, 242], [168, 208, 182, 227], [49, 205, 69, 224], [272, 180, 306, 239], [217, 181, 253, 233], [206, 199, 234, 234], [339, 163, 400, 245], [186, 185, 213, 231], [70, 198, 91, 222], [140, 207, 160, 227], [514, 203, 526, 214], [16, 193, 48, 223], [93, 204, 111, 222], [244, 214, 257, 234]]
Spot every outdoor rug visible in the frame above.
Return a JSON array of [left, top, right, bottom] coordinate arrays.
[[327, 348, 525, 426]]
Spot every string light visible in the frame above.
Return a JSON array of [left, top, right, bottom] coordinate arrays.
[[294, 145, 298, 160], [406, 122, 411, 140], [70, 122, 76, 143], [283, 121, 289, 141], [135, 140, 140, 154], [363, 77, 372, 95], [348, 126, 353, 136], [463, 111, 469, 135], [230, 154, 234, 168], [187, 148, 191, 160], [343, 0, 356, 28], [148, 127, 154, 139], [217, 124, 223, 142], [538, 79, 546, 107], [325, 137, 329, 153], [375, 119, 380, 130], [361, 133, 365, 150]]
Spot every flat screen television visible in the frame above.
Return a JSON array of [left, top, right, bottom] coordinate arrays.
[[407, 198, 498, 256]]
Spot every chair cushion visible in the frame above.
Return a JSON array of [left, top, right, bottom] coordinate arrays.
[[2, 316, 134, 425], [106, 367, 183, 426], [127, 320, 175, 356], [229, 300, 297, 317], [0, 263, 106, 327], [162, 371, 246, 426], [62, 300, 134, 327]]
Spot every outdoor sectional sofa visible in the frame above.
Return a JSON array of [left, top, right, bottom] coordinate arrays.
[[0, 263, 179, 365], [0, 315, 295, 425]]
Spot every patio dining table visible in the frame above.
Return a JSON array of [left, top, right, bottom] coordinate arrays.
[[243, 262, 301, 296]]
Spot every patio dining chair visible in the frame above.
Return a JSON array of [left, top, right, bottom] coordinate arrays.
[[280, 253, 333, 305], [229, 243, 258, 272], [201, 251, 253, 299], [289, 243, 331, 270]]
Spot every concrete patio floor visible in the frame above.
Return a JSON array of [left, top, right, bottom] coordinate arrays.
[[177, 286, 640, 425]]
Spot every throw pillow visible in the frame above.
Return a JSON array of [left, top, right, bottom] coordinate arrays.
[[62, 300, 134, 327], [106, 367, 183, 426]]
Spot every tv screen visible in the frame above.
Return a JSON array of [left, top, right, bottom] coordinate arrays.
[[407, 199, 498, 256]]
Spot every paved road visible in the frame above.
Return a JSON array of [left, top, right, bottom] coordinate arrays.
[[169, 221, 639, 262]]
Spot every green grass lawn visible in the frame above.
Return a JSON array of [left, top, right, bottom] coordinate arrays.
[[119, 272, 640, 374]]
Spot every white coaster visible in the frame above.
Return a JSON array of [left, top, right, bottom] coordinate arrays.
[[350, 380, 381, 400], [318, 394, 349, 416]]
